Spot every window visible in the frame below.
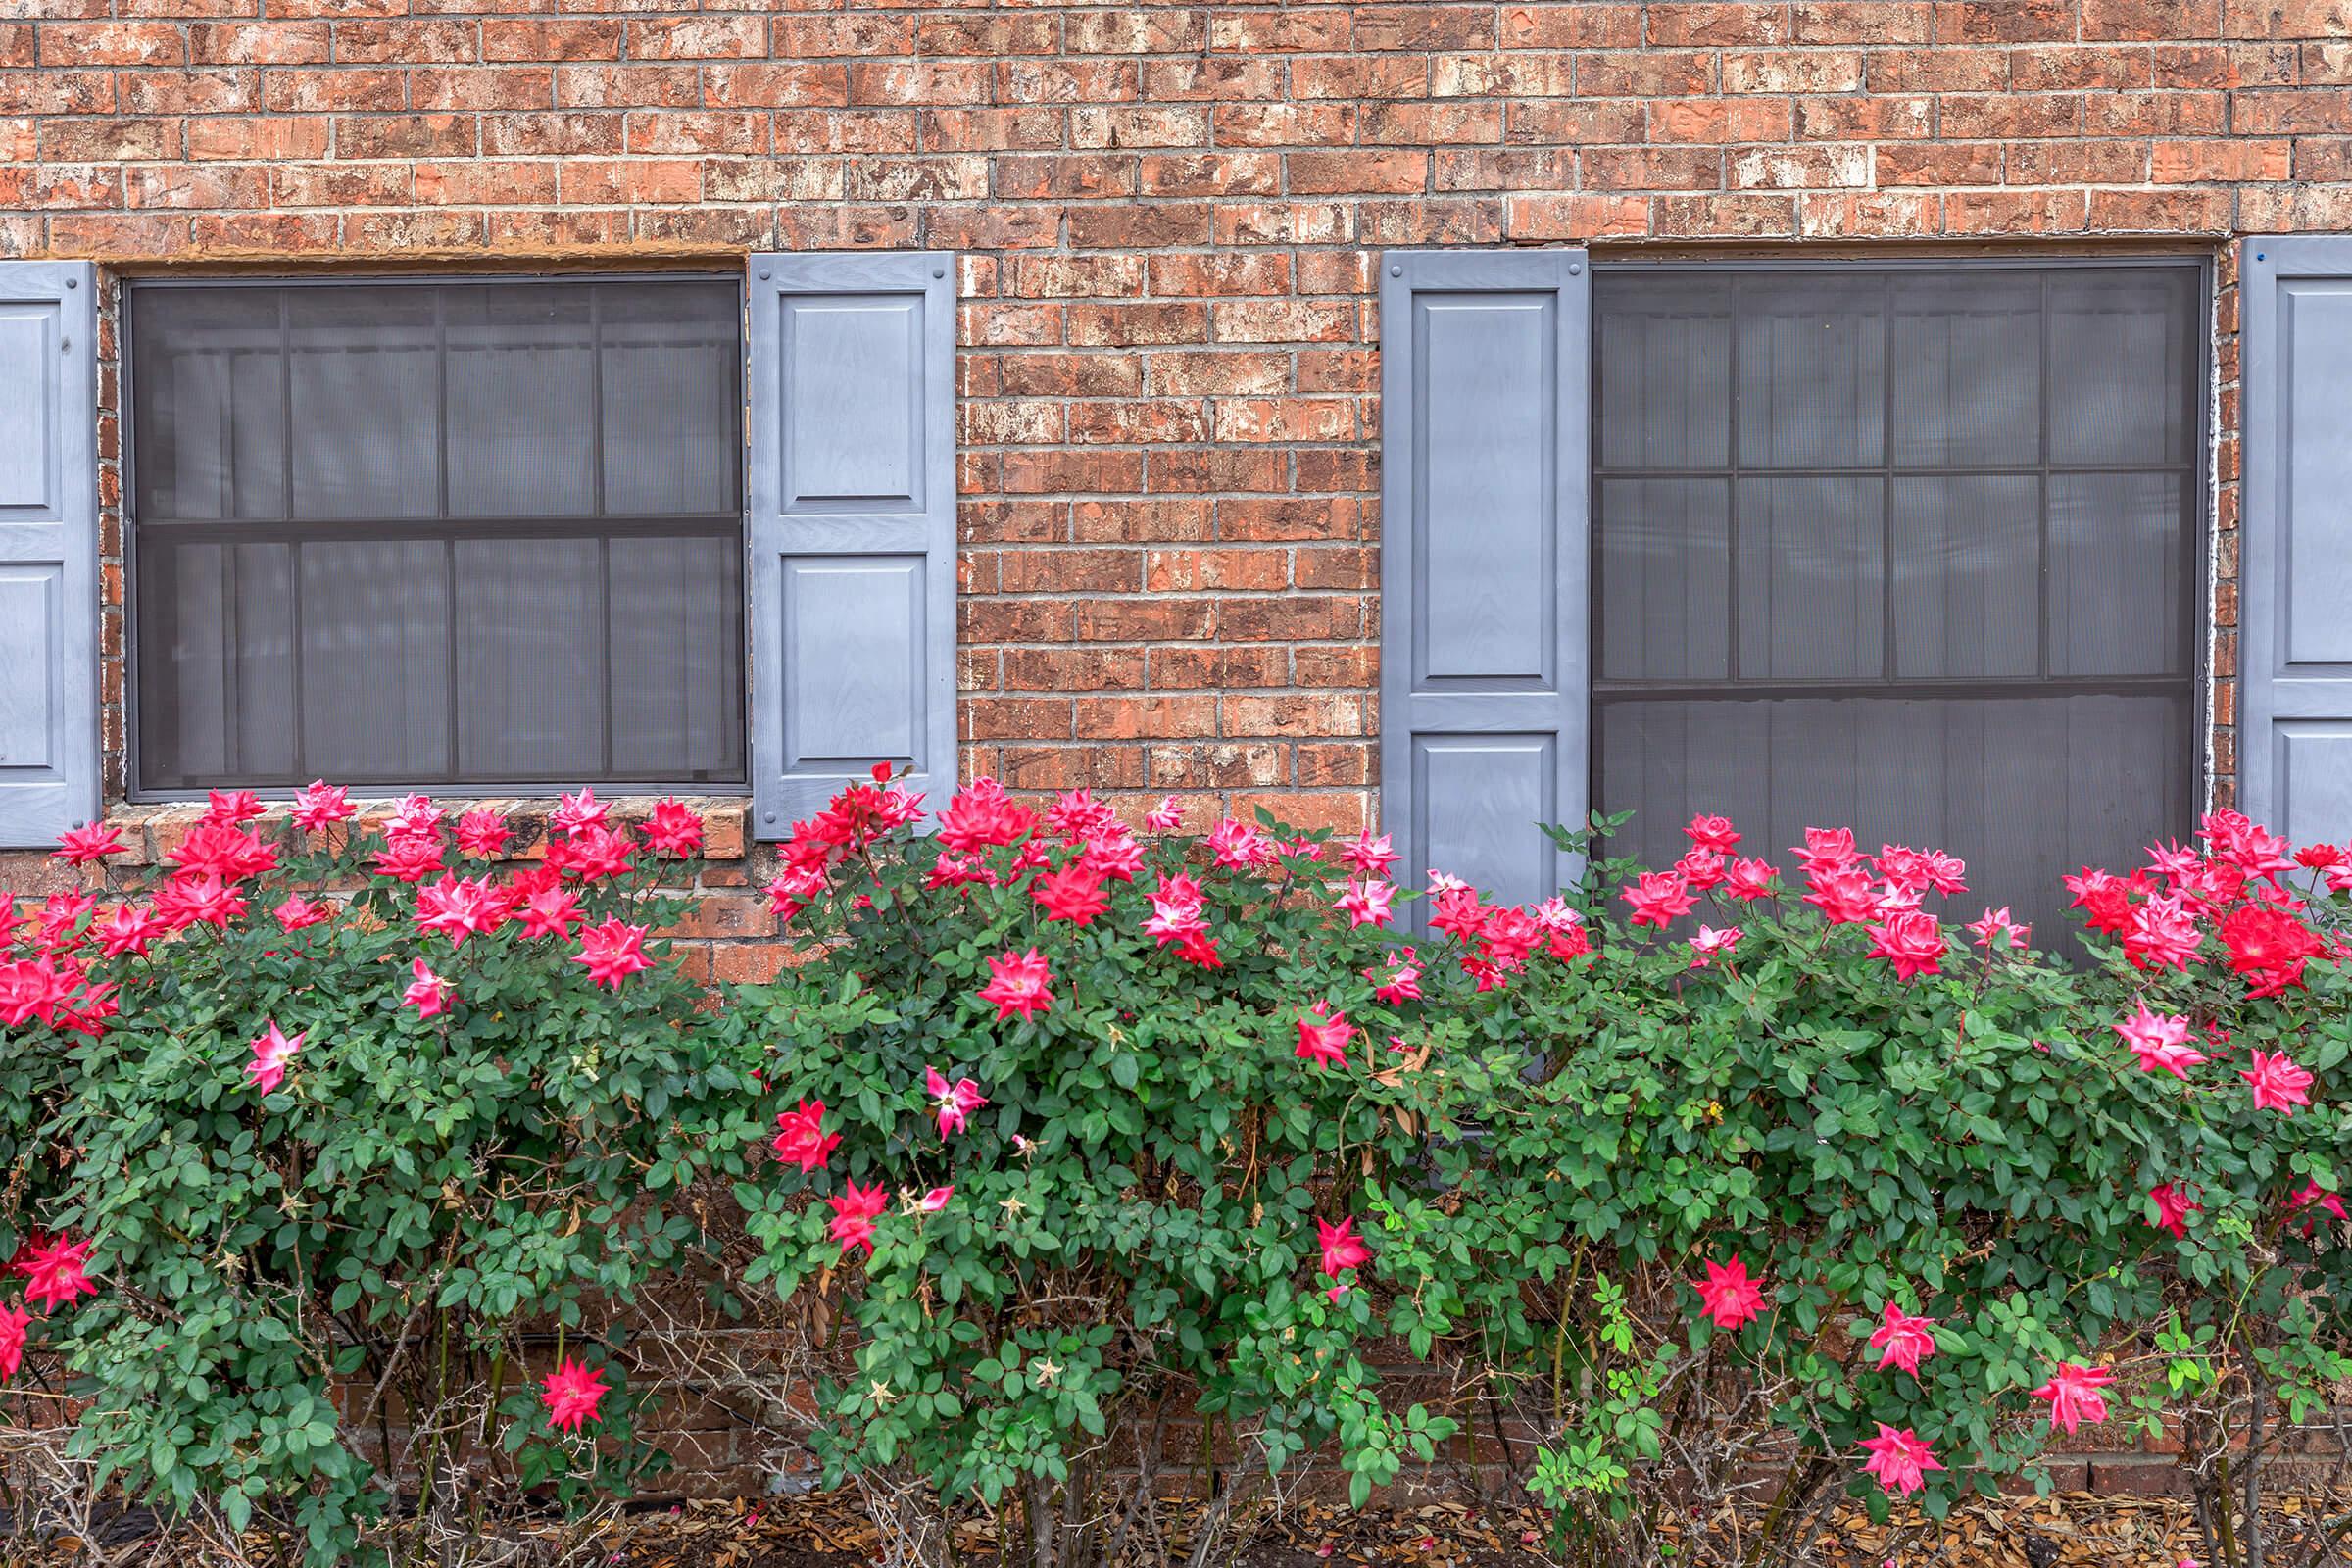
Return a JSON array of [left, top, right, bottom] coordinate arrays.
[[127, 276, 746, 795], [1591, 262, 2203, 947]]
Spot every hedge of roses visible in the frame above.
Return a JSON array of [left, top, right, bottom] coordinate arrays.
[[0, 775, 2345, 1568]]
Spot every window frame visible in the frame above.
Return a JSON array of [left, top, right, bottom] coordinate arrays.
[[121, 269, 754, 805], [1583, 251, 2213, 846]]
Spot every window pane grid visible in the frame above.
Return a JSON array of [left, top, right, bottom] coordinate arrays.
[[1591, 263, 2201, 950], [1592, 267, 2201, 698], [130, 277, 746, 794]]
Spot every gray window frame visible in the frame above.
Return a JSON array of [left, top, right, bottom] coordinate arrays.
[[122, 270, 753, 803]]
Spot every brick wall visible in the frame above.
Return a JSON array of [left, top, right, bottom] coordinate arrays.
[[8, 0, 2348, 858]]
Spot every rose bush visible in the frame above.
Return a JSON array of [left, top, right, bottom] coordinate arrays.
[[727, 777, 2347, 1568], [3, 790, 765, 1565], [0, 773, 2344, 1568], [725, 774, 1537, 1568], [1490, 812, 2352, 1568]]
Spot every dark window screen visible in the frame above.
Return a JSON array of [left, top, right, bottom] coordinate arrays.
[[1592, 265, 2201, 950], [129, 277, 746, 794]]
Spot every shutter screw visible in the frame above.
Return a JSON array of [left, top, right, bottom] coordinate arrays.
[[1569, 262, 1584, 275], [1389, 264, 1401, 276], [933, 266, 945, 278], [64, 277, 75, 289], [60, 338, 69, 352], [759, 268, 771, 280], [762, 809, 776, 823]]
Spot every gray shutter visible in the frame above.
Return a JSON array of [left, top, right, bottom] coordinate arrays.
[[747, 253, 956, 838], [2239, 238, 2352, 843], [0, 262, 98, 849], [1378, 249, 1591, 919]]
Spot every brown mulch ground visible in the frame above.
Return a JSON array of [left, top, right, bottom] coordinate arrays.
[[585, 1490, 2230, 1567], [14, 1488, 2298, 1565]]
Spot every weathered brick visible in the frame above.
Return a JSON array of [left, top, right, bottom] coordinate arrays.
[[482, 20, 620, 62], [40, 22, 184, 67]]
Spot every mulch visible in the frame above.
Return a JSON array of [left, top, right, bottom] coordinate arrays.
[[584, 1490, 2228, 1567], [12, 1486, 2282, 1565]]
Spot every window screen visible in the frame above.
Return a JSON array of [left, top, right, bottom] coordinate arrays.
[[1592, 264, 2201, 951], [128, 277, 746, 794]]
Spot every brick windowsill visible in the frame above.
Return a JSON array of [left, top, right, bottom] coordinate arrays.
[[92, 796, 754, 868]]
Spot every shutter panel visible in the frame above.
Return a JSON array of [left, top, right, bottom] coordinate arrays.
[[2239, 238, 2352, 843], [1378, 249, 1591, 921], [0, 262, 98, 849], [747, 253, 956, 838]]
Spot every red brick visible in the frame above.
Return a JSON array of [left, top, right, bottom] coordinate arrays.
[[410, 68, 553, 112], [1432, 53, 1576, 98], [185, 115, 327, 162], [1800, 191, 1942, 236], [1508, 193, 1651, 239], [704, 64, 850, 110], [1146, 548, 1290, 593], [2087, 186, 2235, 228], [1146, 57, 1287, 102], [917, 15, 1054, 55], [2086, 0, 2224, 34], [271, 162, 411, 207], [1792, 2, 1934, 43], [415, 160, 553, 205], [1868, 46, 2009, 89], [1140, 153, 1281, 197], [1293, 57, 1433, 101], [39, 118, 177, 162], [627, 111, 767, 156], [558, 64, 698, 109], [335, 114, 477, 160], [1946, 188, 2093, 231], [40, 22, 184, 66], [481, 112, 622, 158], [127, 68, 260, 114], [1936, 0, 2076, 40], [1584, 146, 1725, 190], [260, 69, 397, 114], [1576, 50, 1717, 96], [1723, 49, 1867, 92], [1501, 4, 1645, 47], [1068, 10, 1203, 54], [626, 17, 761, 59], [2223, 0, 2352, 35], [1646, 3, 1792, 45], [128, 163, 266, 209], [1650, 98, 1798, 143], [2011, 45, 2157, 89], [1065, 203, 1212, 249], [1147, 253, 1291, 297], [2090, 89, 2228, 131], [331, 21, 478, 65], [1210, 10, 1350, 51], [1064, 400, 1207, 445], [193, 23, 329, 65], [1074, 696, 1219, 740], [482, 20, 620, 61], [1878, 143, 2004, 186], [2007, 140, 2152, 183]]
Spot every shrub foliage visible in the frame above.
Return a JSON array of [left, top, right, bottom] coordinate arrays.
[[0, 777, 2345, 1568]]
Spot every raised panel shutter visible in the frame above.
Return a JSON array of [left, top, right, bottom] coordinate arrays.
[[2239, 238, 2352, 843], [1378, 250, 1591, 922], [748, 253, 956, 838], [0, 262, 99, 849]]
